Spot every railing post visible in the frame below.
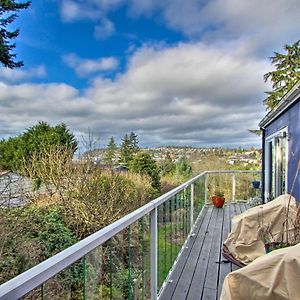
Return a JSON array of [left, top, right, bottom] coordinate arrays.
[[190, 183, 194, 230], [150, 207, 158, 300], [204, 173, 208, 206], [232, 174, 236, 203]]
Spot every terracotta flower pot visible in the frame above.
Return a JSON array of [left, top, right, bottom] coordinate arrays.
[[211, 196, 225, 208]]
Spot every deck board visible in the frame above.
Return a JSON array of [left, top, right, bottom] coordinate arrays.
[[160, 203, 249, 300], [217, 205, 231, 298], [185, 208, 218, 300], [160, 207, 211, 300]]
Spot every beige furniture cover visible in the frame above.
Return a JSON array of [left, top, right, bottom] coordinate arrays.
[[220, 243, 300, 300], [223, 194, 297, 266]]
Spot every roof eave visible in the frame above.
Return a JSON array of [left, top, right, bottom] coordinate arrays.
[[259, 81, 300, 129]]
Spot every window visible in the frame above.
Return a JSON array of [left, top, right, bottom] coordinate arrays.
[[265, 128, 288, 201]]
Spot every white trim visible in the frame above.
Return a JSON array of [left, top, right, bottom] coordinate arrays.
[[265, 126, 288, 141]]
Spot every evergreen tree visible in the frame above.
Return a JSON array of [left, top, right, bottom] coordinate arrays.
[[129, 151, 161, 193], [0, 121, 77, 171], [104, 136, 117, 167], [175, 156, 192, 179], [129, 131, 139, 154], [119, 132, 140, 167], [160, 152, 175, 176], [264, 40, 300, 109], [119, 134, 131, 167], [0, 0, 31, 68]]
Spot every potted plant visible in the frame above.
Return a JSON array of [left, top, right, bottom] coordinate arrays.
[[211, 191, 225, 208], [251, 180, 260, 189]]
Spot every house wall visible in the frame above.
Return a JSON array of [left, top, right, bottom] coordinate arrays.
[[264, 98, 300, 201]]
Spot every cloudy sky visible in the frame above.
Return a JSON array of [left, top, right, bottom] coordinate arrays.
[[1, 0, 300, 148]]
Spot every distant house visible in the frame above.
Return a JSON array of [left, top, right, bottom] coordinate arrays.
[[259, 82, 300, 202]]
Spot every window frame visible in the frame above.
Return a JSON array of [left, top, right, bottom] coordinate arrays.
[[264, 126, 289, 201]]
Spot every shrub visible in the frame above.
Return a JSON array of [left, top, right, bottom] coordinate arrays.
[[0, 206, 76, 284], [61, 172, 152, 239], [129, 151, 161, 195]]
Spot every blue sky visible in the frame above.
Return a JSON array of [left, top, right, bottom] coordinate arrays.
[[1, 0, 300, 148]]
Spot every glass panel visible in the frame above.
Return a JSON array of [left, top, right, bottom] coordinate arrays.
[[24, 259, 83, 300], [85, 245, 105, 299], [108, 218, 149, 300], [110, 227, 131, 299], [185, 187, 191, 236], [271, 141, 276, 199], [157, 202, 167, 290], [193, 176, 205, 220], [279, 137, 287, 194], [142, 214, 151, 300], [24, 216, 151, 300]]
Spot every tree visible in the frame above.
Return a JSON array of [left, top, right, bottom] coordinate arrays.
[[119, 134, 131, 167], [104, 136, 117, 167], [0, 0, 31, 68], [129, 151, 161, 193], [119, 132, 140, 167], [129, 131, 139, 154], [0, 121, 77, 172], [160, 152, 175, 176], [264, 40, 300, 109], [175, 156, 192, 179]]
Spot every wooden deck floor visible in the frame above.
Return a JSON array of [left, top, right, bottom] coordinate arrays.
[[159, 203, 249, 300]]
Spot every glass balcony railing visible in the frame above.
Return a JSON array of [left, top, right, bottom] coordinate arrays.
[[0, 170, 260, 300]]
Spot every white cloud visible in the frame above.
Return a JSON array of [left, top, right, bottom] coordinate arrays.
[[59, 0, 300, 55], [127, 0, 300, 55], [60, 0, 122, 39], [62, 54, 119, 77], [94, 18, 115, 39], [0, 65, 46, 83], [0, 42, 269, 147], [60, 0, 98, 22]]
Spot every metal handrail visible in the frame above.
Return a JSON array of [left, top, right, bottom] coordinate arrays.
[[0, 169, 261, 300], [206, 170, 260, 174]]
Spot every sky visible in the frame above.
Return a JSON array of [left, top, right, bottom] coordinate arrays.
[[0, 0, 300, 148]]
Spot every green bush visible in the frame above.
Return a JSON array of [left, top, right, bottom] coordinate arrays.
[[0, 206, 77, 284], [0, 121, 77, 172], [129, 151, 161, 194]]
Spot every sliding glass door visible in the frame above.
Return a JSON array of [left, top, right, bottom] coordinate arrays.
[[265, 128, 288, 201]]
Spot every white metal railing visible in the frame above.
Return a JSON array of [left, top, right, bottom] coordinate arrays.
[[0, 170, 260, 300], [203, 170, 261, 205]]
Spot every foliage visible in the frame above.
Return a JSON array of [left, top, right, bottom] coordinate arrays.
[[119, 132, 139, 167], [0, 205, 76, 284], [0, 121, 77, 172], [129, 151, 161, 194], [0, 0, 31, 68], [248, 129, 262, 136], [60, 171, 152, 239], [174, 156, 192, 179], [264, 40, 300, 109], [128, 131, 139, 154], [0, 135, 24, 171], [214, 191, 224, 197], [160, 152, 175, 176], [104, 136, 117, 167], [160, 154, 193, 192], [119, 134, 131, 166], [0, 142, 153, 291]]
